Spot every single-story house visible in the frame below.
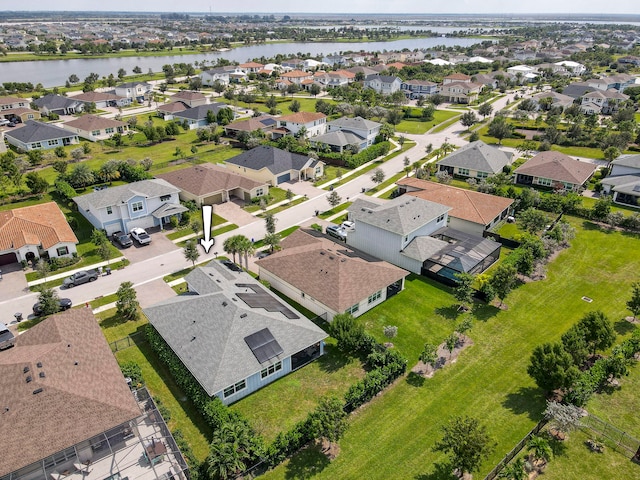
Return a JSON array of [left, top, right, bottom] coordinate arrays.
[[32, 94, 83, 116], [601, 154, 640, 208], [156, 163, 268, 206], [256, 229, 408, 321], [144, 260, 328, 405], [309, 116, 381, 153], [223, 115, 277, 138], [73, 179, 188, 235], [157, 101, 189, 120], [72, 91, 132, 108], [4, 120, 79, 151], [437, 140, 512, 179], [224, 145, 324, 186], [172, 103, 228, 129], [170, 90, 207, 107], [514, 151, 598, 191], [531, 91, 576, 111], [397, 178, 514, 236], [62, 114, 128, 141], [0, 202, 78, 265], [346, 195, 501, 283], [610, 154, 640, 177], [273, 111, 327, 139], [562, 82, 598, 99], [115, 81, 152, 101], [0, 309, 189, 480]]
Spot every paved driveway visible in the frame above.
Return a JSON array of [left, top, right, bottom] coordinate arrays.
[[120, 230, 179, 264], [214, 200, 258, 227], [0, 262, 29, 303]]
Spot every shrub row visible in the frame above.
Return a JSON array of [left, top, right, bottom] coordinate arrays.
[[344, 141, 391, 169]]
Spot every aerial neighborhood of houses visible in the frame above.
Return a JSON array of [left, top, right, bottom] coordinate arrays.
[[1, 11, 640, 480]]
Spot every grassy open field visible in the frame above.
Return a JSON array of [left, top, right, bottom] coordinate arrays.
[[260, 216, 640, 479], [395, 110, 459, 135]]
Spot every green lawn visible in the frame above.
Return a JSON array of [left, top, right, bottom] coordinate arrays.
[[261, 217, 640, 479], [230, 341, 366, 443], [97, 308, 212, 461], [235, 96, 336, 115], [245, 187, 290, 212], [396, 110, 459, 135], [431, 113, 463, 133], [317, 202, 352, 219]]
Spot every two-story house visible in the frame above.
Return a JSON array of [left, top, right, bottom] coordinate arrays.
[[200, 67, 231, 86], [274, 111, 327, 138], [309, 116, 381, 153], [580, 89, 629, 115], [442, 73, 472, 84], [601, 154, 640, 209], [73, 179, 187, 235], [239, 61, 264, 74], [363, 74, 403, 95], [401, 79, 439, 99], [440, 81, 482, 104], [0, 95, 41, 123], [279, 70, 314, 86], [114, 81, 152, 102]]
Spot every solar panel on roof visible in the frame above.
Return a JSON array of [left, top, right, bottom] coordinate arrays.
[[245, 328, 284, 363]]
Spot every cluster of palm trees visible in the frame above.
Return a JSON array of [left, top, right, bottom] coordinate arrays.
[[222, 234, 254, 270]]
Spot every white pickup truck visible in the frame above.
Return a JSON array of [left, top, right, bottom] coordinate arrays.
[[130, 227, 152, 245]]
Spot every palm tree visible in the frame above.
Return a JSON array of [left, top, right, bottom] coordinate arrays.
[[236, 235, 254, 270], [206, 424, 252, 480], [223, 236, 241, 264]]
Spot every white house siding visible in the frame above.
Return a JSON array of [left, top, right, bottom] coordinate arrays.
[[44, 242, 78, 259], [259, 269, 334, 319], [347, 223, 416, 273], [447, 217, 484, 236]]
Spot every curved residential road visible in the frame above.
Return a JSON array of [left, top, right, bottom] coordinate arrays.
[[1, 92, 525, 324]]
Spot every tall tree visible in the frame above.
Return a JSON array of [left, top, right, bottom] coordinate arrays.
[[576, 311, 615, 355], [489, 263, 518, 307], [460, 111, 479, 130], [326, 190, 342, 209], [478, 102, 493, 119], [263, 233, 280, 253], [527, 343, 579, 393], [36, 287, 60, 316], [206, 421, 262, 480], [223, 235, 241, 264], [264, 212, 277, 235], [310, 396, 349, 452], [183, 240, 200, 266], [433, 416, 496, 476], [453, 272, 475, 311], [371, 168, 385, 186], [116, 281, 139, 321], [488, 116, 512, 144]]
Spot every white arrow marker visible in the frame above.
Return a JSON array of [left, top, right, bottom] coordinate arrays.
[[200, 205, 215, 253]]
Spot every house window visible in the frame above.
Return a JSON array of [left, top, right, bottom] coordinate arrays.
[[106, 206, 113, 215], [315, 166, 322, 175], [280, 121, 287, 127], [31, 142, 42, 149], [255, 188, 264, 197], [56, 246, 69, 256], [105, 127, 114, 134], [477, 171, 488, 179], [437, 214, 445, 223], [223, 379, 246, 398], [537, 177, 552, 187], [367, 290, 382, 304], [47, 140, 58, 146], [160, 194, 171, 202], [131, 201, 144, 212], [458, 168, 470, 176], [261, 362, 282, 379], [346, 303, 360, 315], [27, 114, 34, 119], [91, 130, 100, 136]]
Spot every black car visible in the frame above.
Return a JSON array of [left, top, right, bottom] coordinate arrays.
[[0, 323, 15, 350], [112, 231, 134, 248], [32, 298, 73, 316]]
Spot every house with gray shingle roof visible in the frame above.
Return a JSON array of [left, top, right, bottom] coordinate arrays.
[[309, 116, 382, 153], [363, 74, 402, 94], [73, 179, 187, 235], [224, 145, 324, 186], [4, 120, 79, 151], [346, 195, 501, 280], [601, 154, 640, 208], [437, 140, 512, 179], [32, 94, 83, 116], [144, 260, 328, 404], [514, 151, 597, 191], [172, 102, 228, 129], [256, 229, 408, 321]]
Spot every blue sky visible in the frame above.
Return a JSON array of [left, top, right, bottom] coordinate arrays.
[[6, 1, 639, 14]]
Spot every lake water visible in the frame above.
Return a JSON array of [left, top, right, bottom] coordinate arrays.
[[0, 37, 482, 88]]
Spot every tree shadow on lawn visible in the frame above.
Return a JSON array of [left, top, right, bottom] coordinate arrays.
[[414, 461, 457, 480], [406, 371, 426, 388], [472, 303, 501, 322], [502, 386, 546, 421], [284, 443, 330, 480], [434, 305, 460, 321], [614, 318, 637, 336], [315, 345, 354, 374]]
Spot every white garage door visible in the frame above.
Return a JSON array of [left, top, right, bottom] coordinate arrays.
[[104, 222, 124, 236], [125, 216, 156, 232]]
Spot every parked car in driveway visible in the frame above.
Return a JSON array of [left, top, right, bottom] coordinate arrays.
[[326, 224, 347, 241], [130, 227, 152, 245], [112, 231, 133, 248], [63, 270, 99, 288], [33, 298, 72, 316], [221, 259, 242, 272], [0, 322, 15, 350]]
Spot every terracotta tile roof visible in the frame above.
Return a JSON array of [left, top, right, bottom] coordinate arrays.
[[278, 111, 326, 124], [333, 69, 356, 78], [514, 151, 598, 185], [398, 178, 514, 226], [156, 163, 266, 196], [280, 70, 312, 78], [0, 202, 78, 251], [256, 229, 408, 313], [386, 62, 406, 70], [63, 114, 126, 131], [0, 309, 141, 476]]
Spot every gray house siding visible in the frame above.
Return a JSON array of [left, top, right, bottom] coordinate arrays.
[[214, 357, 292, 404]]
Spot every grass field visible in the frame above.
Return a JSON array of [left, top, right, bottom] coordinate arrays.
[[260, 216, 640, 479], [395, 110, 459, 135]]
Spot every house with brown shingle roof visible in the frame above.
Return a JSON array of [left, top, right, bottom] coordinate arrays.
[[62, 114, 128, 141], [239, 61, 264, 73], [0, 309, 189, 480], [397, 178, 514, 236], [223, 115, 277, 138], [275, 111, 327, 138], [514, 151, 598, 191], [0, 202, 78, 265], [72, 91, 131, 108], [170, 90, 207, 107], [443, 73, 472, 84], [256, 229, 408, 321], [156, 100, 189, 120], [156, 163, 269, 206]]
